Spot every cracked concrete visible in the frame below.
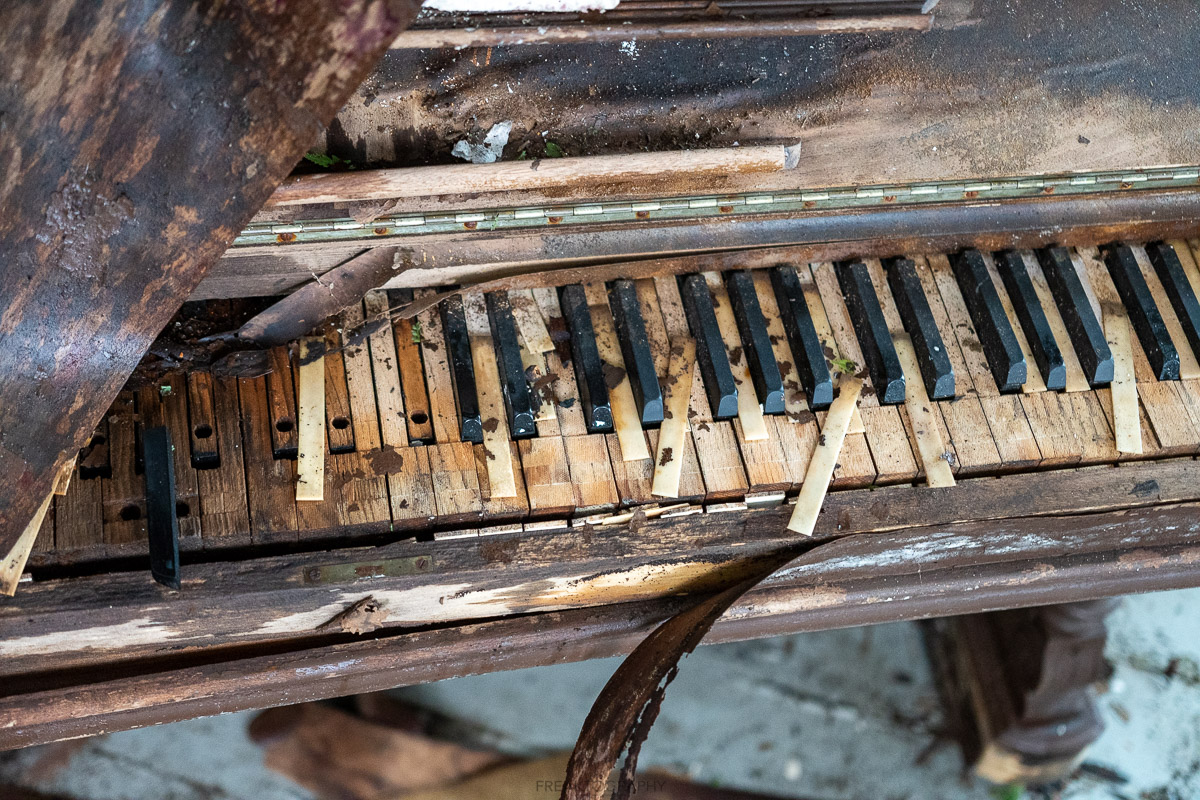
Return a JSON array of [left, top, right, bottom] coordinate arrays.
[[2, 587, 1198, 800]]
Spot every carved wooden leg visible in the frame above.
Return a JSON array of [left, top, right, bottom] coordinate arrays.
[[928, 598, 1118, 785]]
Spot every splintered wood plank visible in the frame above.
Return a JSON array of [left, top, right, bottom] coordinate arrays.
[[866, 259, 958, 475], [266, 346, 299, 460], [532, 287, 588, 437], [980, 251, 1046, 393], [789, 377, 863, 535], [859, 405, 919, 484], [334, 311, 391, 530], [584, 283, 651, 461], [477, 441, 529, 521], [563, 434, 619, 513], [1105, 309, 1141, 454], [463, 292, 518, 499], [519, 436, 575, 517], [101, 393, 145, 549], [510, 289, 556, 355], [652, 337, 696, 499], [321, 328, 356, 455], [186, 371, 220, 469], [703, 272, 769, 441], [1075, 246, 1198, 454], [1, 491, 52, 596], [296, 337, 327, 503], [364, 290, 410, 446], [648, 428, 705, 502], [653, 274, 748, 500], [428, 441, 483, 525], [197, 377, 250, 545], [55, 458, 103, 552], [241, 375, 298, 543], [390, 290, 435, 444], [606, 433, 656, 506], [518, 337, 556, 425], [894, 334, 955, 487], [413, 290, 460, 443], [929, 254, 1042, 468], [1131, 245, 1200, 379], [1019, 251, 1090, 393]]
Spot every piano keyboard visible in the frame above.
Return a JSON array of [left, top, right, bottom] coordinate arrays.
[[35, 239, 1200, 562]]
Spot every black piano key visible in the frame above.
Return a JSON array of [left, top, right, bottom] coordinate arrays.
[[142, 425, 181, 590], [484, 291, 538, 438], [608, 279, 664, 426], [1103, 243, 1180, 381], [950, 250, 1027, 392], [769, 266, 834, 410], [559, 284, 614, 433], [835, 260, 906, 404], [883, 257, 956, 400], [1146, 241, 1200, 363], [679, 273, 739, 420], [994, 250, 1067, 391], [1036, 247, 1113, 385], [725, 270, 785, 415], [441, 294, 484, 444]]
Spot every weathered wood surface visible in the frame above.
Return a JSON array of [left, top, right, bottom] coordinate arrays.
[[3, 459, 1199, 680], [2, 505, 1198, 750], [0, 0, 422, 557], [199, 191, 1200, 300]]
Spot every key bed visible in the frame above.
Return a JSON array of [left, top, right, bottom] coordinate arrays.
[[34, 240, 1200, 565]]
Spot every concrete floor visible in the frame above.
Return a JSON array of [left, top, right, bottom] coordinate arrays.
[[4, 587, 1199, 800]]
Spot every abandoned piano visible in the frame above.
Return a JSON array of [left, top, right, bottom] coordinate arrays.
[[3, 0, 1200, 785]]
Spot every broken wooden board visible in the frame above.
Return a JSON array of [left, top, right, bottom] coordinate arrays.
[[0, 0, 423, 557]]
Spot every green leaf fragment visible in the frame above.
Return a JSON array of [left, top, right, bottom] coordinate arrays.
[[159, 385, 172, 396], [303, 151, 338, 168], [411, 319, 423, 344], [830, 357, 858, 375], [544, 141, 564, 158]]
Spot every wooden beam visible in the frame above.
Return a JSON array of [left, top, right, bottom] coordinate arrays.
[[0, 0, 422, 556]]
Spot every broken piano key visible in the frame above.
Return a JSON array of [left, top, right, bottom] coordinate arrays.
[[725, 269, 785, 415], [884, 256, 956, 400], [836, 260, 906, 404], [608, 279, 665, 426], [559, 283, 615, 433], [950, 249, 1027, 392], [484, 291, 538, 438], [679, 273, 738, 420], [994, 250, 1067, 391], [769, 265, 833, 409], [1103, 243, 1179, 381], [441, 294, 484, 444]]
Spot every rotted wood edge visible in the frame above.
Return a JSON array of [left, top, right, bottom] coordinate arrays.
[[1, 504, 1197, 750], [200, 189, 1200, 299], [3, 459, 1199, 679]]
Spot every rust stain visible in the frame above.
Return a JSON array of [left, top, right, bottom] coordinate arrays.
[[276, 232, 297, 243]]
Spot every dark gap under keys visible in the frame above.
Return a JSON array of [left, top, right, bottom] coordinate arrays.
[[884, 257, 956, 399], [608, 279, 664, 426], [835, 260, 906, 404], [559, 284, 615, 433], [679, 273, 739, 419], [950, 249, 1027, 393]]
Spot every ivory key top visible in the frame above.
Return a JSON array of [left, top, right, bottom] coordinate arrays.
[[652, 336, 697, 499], [295, 336, 327, 502], [788, 376, 863, 536]]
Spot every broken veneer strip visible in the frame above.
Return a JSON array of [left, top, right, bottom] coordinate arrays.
[[296, 336, 327, 502], [1, 490, 53, 596], [651, 337, 697, 499], [787, 376, 863, 535], [1106, 308, 1142, 455]]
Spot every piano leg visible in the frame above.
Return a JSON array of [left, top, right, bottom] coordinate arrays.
[[928, 598, 1117, 787]]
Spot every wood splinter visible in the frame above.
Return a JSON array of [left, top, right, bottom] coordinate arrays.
[[893, 333, 956, 488], [652, 337, 698, 498], [787, 376, 863, 535], [1105, 308, 1142, 455], [1, 457, 73, 596], [296, 337, 327, 502]]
